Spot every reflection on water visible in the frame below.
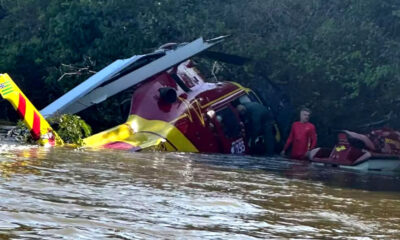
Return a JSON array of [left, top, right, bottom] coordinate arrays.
[[0, 143, 399, 239]]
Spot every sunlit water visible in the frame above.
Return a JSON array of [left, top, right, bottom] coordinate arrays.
[[0, 142, 399, 239]]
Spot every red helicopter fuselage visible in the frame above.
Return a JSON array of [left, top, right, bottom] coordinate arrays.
[[1, 37, 282, 154], [85, 59, 265, 154]]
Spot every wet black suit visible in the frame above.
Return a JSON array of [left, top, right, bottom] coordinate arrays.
[[239, 102, 275, 155]]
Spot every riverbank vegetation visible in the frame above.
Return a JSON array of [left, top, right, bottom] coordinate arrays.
[[1, 0, 400, 145]]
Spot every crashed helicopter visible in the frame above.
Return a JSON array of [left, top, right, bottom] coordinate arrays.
[[0, 36, 291, 154]]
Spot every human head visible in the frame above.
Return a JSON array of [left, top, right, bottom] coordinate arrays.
[[236, 104, 247, 115], [299, 107, 311, 123]]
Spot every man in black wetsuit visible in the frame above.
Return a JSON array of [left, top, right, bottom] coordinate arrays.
[[236, 102, 276, 155]]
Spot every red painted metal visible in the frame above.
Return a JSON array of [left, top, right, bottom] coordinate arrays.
[[31, 111, 41, 140], [17, 93, 26, 119], [311, 130, 400, 166], [128, 60, 253, 154], [103, 141, 139, 151]]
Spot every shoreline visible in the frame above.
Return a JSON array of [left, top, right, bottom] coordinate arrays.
[[0, 119, 15, 125], [0, 125, 14, 139]]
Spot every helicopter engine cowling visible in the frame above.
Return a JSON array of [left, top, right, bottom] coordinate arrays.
[[158, 87, 177, 104]]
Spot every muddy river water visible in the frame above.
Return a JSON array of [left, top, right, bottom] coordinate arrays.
[[0, 142, 399, 239]]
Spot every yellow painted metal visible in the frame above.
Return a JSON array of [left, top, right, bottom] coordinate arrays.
[[83, 123, 133, 147], [335, 145, 347, 152], [0, 73, 63, 146], [83, 114, 198, 152]]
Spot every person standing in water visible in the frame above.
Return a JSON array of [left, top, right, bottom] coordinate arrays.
[[281, 108, 317, 159], [236, 102, 276, 155]]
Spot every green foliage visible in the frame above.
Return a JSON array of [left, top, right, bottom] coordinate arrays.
[[2, 0, 400, 144], [48, 114, 92, 146], [7, 115, 91, 146]]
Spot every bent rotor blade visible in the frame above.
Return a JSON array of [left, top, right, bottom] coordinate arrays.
[[41, 36, 227, 117]]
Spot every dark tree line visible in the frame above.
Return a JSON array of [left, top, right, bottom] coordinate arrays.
[[1, 0, 400, 145]]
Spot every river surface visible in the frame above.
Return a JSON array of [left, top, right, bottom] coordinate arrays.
[[0, 142, 399, 239]]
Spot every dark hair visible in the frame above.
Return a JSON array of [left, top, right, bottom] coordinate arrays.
[[300, 107, 311, 114]]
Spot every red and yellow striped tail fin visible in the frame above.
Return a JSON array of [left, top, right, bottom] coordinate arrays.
[[0, 73, 63, 146]]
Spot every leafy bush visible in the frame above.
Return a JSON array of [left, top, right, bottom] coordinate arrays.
[[48, 114, 92, 146], [8, 114, 91, 146]]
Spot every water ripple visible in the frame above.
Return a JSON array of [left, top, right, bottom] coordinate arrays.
[[0, 144, 399, 239]]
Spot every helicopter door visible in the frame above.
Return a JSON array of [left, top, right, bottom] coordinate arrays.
[[212, 106, 246, 154]]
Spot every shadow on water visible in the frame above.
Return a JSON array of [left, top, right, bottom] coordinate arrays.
[[191, 153, 400, 193]]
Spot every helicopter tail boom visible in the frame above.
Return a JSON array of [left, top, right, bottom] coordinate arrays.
[[0, 73, 63, 146]]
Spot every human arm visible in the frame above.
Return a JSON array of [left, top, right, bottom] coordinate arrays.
[[309, 124, 317, 149]]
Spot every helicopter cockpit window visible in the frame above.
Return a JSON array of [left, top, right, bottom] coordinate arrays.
[[232, 94, 251, 108], [247, 91, 260, 102], [239, 95, 251, 103], [215, 107, 241, 139], [232, 92, 262, 108]]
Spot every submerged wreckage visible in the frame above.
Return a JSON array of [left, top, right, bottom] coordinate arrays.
[[0, 36, 290, 154], [309, 129, 400, 172]]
